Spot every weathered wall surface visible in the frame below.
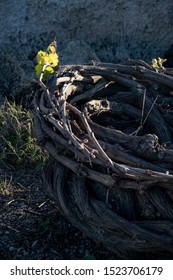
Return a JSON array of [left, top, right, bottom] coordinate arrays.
[[0, 0, 173, 99]]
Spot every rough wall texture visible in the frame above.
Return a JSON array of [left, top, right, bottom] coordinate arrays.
[[0, 0, 173, 98]]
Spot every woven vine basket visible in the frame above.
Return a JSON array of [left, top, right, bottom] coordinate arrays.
[[33, 60, 173, 259]]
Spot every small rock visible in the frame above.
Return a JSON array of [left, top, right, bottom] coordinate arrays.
[[31, 240, 38, 250], [9, 246, 15, 252]]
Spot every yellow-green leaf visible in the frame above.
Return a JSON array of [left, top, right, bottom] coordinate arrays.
[[36, 51, 49, 65], [152, 57, 167, 69], [35, 64, 54, 79], [48, 53, 59, 67], [151, 58, 159, 69], [43, 66, 54, 79], [35, 38, 59, 79]]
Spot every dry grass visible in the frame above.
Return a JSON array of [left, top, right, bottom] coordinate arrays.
[[0, 175, 13, 196], [0, 99, 48, 168]]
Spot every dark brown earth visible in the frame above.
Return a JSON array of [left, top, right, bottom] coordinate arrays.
[[0, 161, 118, 260]]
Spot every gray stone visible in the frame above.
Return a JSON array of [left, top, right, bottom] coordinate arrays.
[[0, 44, 34, 100], [0, 0, 173, 99]]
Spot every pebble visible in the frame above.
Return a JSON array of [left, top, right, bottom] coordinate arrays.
[[9, 246, 15, 252], [31, 240, 38, 250]]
